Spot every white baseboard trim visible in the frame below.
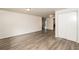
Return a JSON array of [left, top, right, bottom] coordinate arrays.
[[0, 29, 42, 39]]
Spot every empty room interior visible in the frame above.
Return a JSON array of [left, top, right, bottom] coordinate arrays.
[[0, 8, 79, 50]]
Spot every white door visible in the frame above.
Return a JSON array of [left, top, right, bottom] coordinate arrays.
[[56, 9, 77, 42]]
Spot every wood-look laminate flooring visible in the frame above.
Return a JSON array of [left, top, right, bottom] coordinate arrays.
[[0, 30, 79, 50]]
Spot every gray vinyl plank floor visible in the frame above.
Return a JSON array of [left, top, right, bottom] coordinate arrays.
[[0, 30, 79, 50]]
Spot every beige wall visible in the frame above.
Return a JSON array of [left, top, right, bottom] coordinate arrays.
[[47, 17, 54, 30], [78, 9, 79, 43], [0, 10, 42, 39]]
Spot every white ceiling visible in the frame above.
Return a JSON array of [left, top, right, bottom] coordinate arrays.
[[0, 8, 65, 17]]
